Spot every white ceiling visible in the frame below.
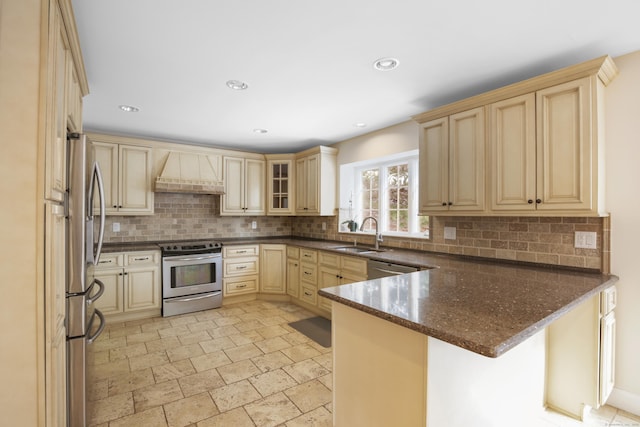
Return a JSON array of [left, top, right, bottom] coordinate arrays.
[[72, 0, 640, 154]]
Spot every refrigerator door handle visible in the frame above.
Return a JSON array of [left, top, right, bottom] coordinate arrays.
[[86, 278, 105, 305], [87, 309, 105, 344], [90, 160, 106, 265]]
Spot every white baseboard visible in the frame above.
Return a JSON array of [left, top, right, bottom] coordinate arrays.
[[608, 387, 640, 416]]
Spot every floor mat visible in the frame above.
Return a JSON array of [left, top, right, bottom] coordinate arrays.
[[288, 316, 332, 348]]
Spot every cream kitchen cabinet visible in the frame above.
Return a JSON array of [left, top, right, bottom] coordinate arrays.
[[418, 107, 485, 213], [93, 251, 161, 320], [260, 244, 287, 294], [221, 155, 266, 215], [490, 77, 605, 214], [318, 252, 367, 312], [265, 154, 296, 215], [295, 146, 337, 216], [223, 245, 260, 297], [286, 246, 301, 298], [92, 139, 154, 215], [546, 286, 617, 420]]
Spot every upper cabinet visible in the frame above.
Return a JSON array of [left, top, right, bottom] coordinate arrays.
[[419, 107, 485, 213], [221, 154, 266, 215], [414, 55, 618, 216], [295, 146, 338, 216], [92, 139, 154, 215], [265, 154, 296, 216]]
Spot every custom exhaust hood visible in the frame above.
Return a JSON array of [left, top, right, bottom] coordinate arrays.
[[155, 151, 224, 194]]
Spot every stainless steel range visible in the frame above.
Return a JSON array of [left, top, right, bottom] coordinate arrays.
[[160, 241, 223, 317]]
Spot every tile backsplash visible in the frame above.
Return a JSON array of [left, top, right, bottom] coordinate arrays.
[[105, 193, 607, 272], [103, 193, 292, 243]]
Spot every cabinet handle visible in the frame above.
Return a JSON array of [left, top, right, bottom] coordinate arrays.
[[304, 291, 312, 296], [303, 254, 311, 258], [237, 284, 247, 288], [134, 257, 149, 261], [237, 250, 247, 254], [113, 205, 117, 208], [124, 272, 128, 275], [527, 199, 533, 204], [119, 272, 123, 276], [304, 271, 312, 275], [536, 199, 542, 204], [119, 205, 123, 208], [99, 260, 112, 264], [442, 202, 447, 206], [448, 202, 452, 206], [237, 265, 247, 270]]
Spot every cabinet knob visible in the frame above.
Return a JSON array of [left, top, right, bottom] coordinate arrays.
[[527, 199, 533, 204], [536, 199, 542, 204], [442, 202, 447, 206], [448, 202, 453, 206], [113, 205, 117, 208]]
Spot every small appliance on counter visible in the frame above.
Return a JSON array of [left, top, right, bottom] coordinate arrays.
[[160, 241, 223, 316]]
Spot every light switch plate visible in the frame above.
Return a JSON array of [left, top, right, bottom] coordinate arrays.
[[444, 226, 456, 240], [112, 222, 120, 232], [574, 231, 597, 249], [322, 222, 327, 231], [251, 221, 257, 230]]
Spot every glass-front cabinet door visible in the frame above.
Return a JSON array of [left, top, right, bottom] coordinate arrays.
[[266, 155, 295, 215]]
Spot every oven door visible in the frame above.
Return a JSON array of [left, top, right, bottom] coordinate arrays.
[[162, 253, 222, 299]]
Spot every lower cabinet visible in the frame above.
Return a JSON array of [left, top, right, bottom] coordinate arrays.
[[93, 250, 161, 319], [286, 246, 300, 298], [223, 244, 260, 297], [318, 252, 367, 312], [260, 244, 287, 294], [546, 286, 617, 420]]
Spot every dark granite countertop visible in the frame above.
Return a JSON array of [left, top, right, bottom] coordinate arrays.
[[103, 237, 617, 357]]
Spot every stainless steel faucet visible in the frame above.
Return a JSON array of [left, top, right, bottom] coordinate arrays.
[[360, 216, 383, 250]]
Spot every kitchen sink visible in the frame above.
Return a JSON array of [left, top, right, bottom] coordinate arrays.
[[330, 246, 390, 254]]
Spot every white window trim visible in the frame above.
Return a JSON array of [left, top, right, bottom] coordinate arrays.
[[338, 150, 429, 239]]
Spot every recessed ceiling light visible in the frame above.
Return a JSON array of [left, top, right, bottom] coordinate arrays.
[[253, 128, 268, 134], [373, 57, 399, 71], [354, 122, 367, 128], [226, 80, 249, 90], [118, 104, 139, 112]]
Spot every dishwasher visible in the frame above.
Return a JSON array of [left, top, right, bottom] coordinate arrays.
[[367, 259, 422, 279]]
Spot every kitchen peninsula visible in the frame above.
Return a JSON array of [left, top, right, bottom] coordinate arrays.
[[319, 256, 618, 427]]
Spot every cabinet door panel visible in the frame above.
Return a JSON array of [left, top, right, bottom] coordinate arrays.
[[222, 156, 245, 213], [536, 77, 592, 211], [287, 258, 300, 298], [599, 311, 616, 404], [93, 270, 124, 315], [490, 94, 536, 211], [125, 268, 160, 311], [92, 142, 119, 214], [449, 107, 485, 210], [419, 117, 449, 212], [119, 145, 153, 213], [260, 245, 286, 294], [245, 158, 265, 214], [305, 154, 320, 213], [295, 157, 308, 212]]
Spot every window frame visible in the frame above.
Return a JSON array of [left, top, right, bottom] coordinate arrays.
[[339, 150, 429, 239]]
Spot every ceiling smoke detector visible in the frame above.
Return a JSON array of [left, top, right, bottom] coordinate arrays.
[[118, 104, 139, 112], [373, 57, 399, 71], [226, 80, 249, 90]]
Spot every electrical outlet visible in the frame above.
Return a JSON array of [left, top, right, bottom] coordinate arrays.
[[322, 222, 327, 231], [575, 231, 597, 249], [251, 221, 257, 230], [112, 222, 120, 232], [444, 226, 456, 240]]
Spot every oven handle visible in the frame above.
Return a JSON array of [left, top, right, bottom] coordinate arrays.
[[165, 293, 220, 303], [164, 254, 221, 262]]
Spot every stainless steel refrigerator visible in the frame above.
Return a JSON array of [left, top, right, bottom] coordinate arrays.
[[66, 133, 106, 426]]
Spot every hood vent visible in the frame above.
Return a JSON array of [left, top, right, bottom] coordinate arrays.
[[155, 151, 224, 194]]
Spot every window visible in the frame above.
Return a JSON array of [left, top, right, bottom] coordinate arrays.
[[340, 151, 429, 238]]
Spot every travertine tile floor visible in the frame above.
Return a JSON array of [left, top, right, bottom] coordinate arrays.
[[88, 300, 640, 427]]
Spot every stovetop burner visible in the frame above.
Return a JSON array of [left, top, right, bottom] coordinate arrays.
[[160, 241, 223, 256]]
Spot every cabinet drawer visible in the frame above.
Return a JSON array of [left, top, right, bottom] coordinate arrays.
[[224, 258, 259, 277], [224, 275, 259, 296], [341, 256, 368, 276], [300, 249, 317, 263], [300, 284, 318, 305], [287, 246, 300, 259], [96, 253, 123, 268], [300, 263, 318, 285], [125, 251, 159, 266], [319, 251, 340, 268], [601, 286, 617, 314], [224, 245, 260, 258]]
